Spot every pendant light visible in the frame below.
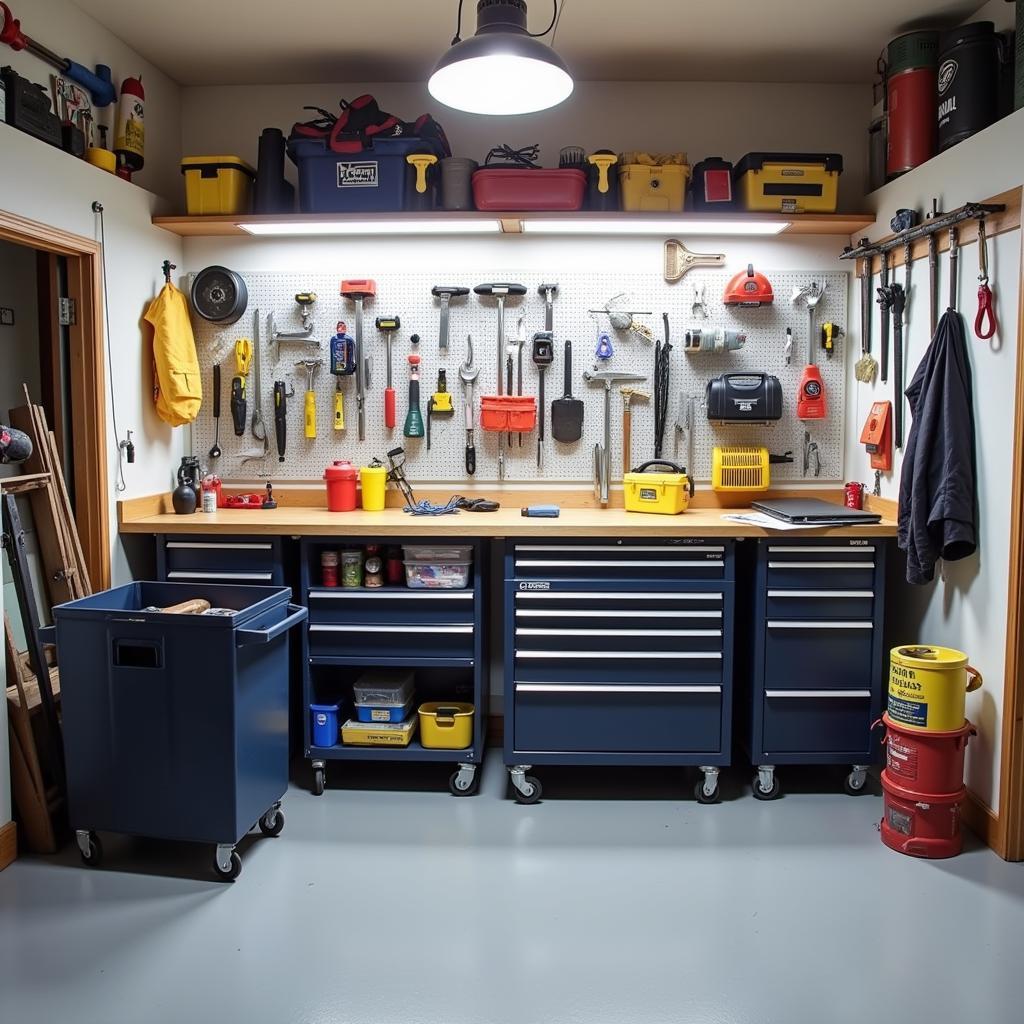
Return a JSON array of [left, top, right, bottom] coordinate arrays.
[[428, 0, 573, 116]]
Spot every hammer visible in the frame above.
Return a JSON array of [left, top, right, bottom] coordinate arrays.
[[620, 387, 650, 476], [431, 286, 468, 355], [538, 283, 559, 332]]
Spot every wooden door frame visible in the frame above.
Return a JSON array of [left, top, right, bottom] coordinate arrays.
[[0, 209, 110, 591]]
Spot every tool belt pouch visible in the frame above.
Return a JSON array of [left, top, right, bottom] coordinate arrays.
[[479, 396, 537, 432]]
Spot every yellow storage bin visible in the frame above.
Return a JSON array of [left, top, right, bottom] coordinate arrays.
[[888, 646, 983, 732], [623, 460, 694, 515], [734, 152, 842, 214], [181, 155, 256, 215], [341, 717, 418, 747], [418, 702, 474, 749], [618, 161, 690, 211], [712, 446, 771, 492]]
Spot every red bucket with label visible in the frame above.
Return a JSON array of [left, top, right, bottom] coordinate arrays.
[[881, 713, 975, 795], [880, 771, 964, 858]]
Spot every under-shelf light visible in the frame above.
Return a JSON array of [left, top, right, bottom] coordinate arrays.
[[237, 219, 501, 236], [520, 218, 791, 236]]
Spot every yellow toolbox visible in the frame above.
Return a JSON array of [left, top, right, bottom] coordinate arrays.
[[623, 460, 694, 514], [734, 152, 843, 213], [181, 155, 256, 215], [341, 717, 418, 747], [618, 153, 690, 211], [418, 702, 474, 749]]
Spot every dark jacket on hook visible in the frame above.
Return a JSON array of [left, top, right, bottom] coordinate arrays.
[[898, 309, 978, 584]]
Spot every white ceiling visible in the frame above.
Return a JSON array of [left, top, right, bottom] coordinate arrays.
[[72, 0, 982, 87]]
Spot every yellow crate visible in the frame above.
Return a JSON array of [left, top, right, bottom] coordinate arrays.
[[181, 155, 255, 215], [712, 447, 771, 491], [618, 163, 690, 211], [418, 702, 474, 749], [734, 152, 842, 214], [341, 717, 418, 747], [623, 463, 694, 514]]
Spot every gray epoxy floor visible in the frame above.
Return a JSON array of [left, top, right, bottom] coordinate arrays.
[[1, 752, 1022, 1024]]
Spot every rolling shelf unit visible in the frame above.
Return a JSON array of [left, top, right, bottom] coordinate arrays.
[[503, 538, 735, 803], [299, 537, 488, 796], [745, 538, 887, 799]]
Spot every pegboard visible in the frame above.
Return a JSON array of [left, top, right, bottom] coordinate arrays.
[[188, 268, 848, 484]]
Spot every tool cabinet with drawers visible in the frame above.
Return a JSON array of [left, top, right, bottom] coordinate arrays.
[[746, 538, 887, 799], [156, 535, 287, 587], [503, 539, 736, 804]]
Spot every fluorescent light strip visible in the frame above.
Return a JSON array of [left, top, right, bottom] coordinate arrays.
[[521, 218, 790, 236], [238, 219, 501, 236]]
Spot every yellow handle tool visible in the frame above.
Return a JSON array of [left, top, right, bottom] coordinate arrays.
[[407, 154, 438, 194], [587, 152, 618, 194], [305, 390, 317, 438], [295, 359, 322, 440], [234, 337, 253, 376], [334, 387, 345, 431]]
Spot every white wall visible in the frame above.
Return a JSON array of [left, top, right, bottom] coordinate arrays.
[[845, 109, 1024, 811], [180, 80, 871, 211], [0, 0, 182, 200]]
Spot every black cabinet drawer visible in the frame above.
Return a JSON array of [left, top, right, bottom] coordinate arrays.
[[308, 622, 474, 661], [514, 625, 722, 655], [764, 589, 874, 620], [514, 649, 722, 685], [762, 691, 874, 755], [513, 682, 722, 753], [763, 621, 874, 689], [765, 544, 878, 590], [308, 588, 475, 627], [513, 588, 725, 623], [164, 538, 279, 573], [512, 543, 728, 582]]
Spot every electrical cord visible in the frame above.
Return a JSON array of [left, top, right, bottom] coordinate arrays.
[[403, 496, 462, 516], [452, 0, 560, 43], [92, 201, 126, 493]]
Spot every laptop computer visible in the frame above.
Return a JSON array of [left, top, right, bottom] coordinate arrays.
[[751, 497, 882, 525]]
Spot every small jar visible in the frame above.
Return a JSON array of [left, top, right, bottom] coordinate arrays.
[[385, 546, 404, 585], [341, 549, 364, 588], [365, 555, 383, 588], [321, 550, 339, 588], [201, 474, 221, 513]]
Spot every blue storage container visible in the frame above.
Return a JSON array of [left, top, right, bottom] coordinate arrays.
[[288, 135, 446, 213], [311, 703, 342, 745], [354, 698, 414, 724], [44, 581, 307, 880]]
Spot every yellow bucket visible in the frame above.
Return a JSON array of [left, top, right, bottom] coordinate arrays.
[[888, 645, 982, 732], [418, 702, 474, 749], [359, 464, 387, 511]]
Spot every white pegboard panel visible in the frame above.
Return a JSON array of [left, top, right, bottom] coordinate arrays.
[[188, 268, 848, 484]]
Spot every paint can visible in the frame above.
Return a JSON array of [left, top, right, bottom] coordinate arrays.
[[881, 713, 976, 795], [886, 31, 939, 176], [880, 772, 965, 858], [887, 645, 982, 732], [937, 22, 999, 151]]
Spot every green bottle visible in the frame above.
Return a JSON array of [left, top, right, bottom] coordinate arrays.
[[403, 353, 424, 438]]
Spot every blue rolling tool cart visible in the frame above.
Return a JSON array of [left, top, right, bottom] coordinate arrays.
[[44, 581, 306, 880], [503, 539, 736, 803], [299, 537, 488, 796], [745, 538, 888, 799]]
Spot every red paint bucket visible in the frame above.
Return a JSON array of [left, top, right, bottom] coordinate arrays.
[[882, 713, 975, 796], [880, 771, 964, 858], [323, 460, 358, 512], [887, 67, 937, 175]]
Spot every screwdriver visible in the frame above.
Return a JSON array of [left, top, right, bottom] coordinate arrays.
[[231, 337, 252, 437], [273, 380, 287, 462]]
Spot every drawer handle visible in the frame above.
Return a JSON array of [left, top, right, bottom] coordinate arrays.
[[515, 609, 722, 619], [310, 624, 473, 634], [309, 590, 472, 600], [767, 562, 875, 570], [516, 560, 723, 569], [767, 546, 875, 554], [516, 683, 722, 694], [516, 627, 721, 638], [767, 621, 873, 630], [767, 590, 873, 598], [516, 649, 722, 660], [515, 591, 723, 602], [166, 542, 273, 551], [765, 689, 872, 698], [167, 570, 273, 581], [515, 545, 725, 554]]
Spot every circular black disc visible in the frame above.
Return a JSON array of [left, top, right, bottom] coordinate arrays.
[[190, 266, 248, 324]]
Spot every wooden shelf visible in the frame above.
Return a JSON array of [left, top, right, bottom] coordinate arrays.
[[152, 211, 875, 238]]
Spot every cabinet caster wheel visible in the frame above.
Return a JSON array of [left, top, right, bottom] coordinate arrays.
[[449, 767, 479, 796], [844, 770, 868, 795], [79, 832, 102, 867], [512, 776, 542, 804], [312, 766, 325, 796], [753, 774, 781, 801], [259, 805, 285, 836], [214, 850, 242, 881], [694, 779, 720, 804]]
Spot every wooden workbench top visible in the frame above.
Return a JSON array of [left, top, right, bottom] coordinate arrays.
[[118, 500, 897, 538]]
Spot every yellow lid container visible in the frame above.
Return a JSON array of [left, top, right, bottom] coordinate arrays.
[[618, 162, 690, 211], [181, 155, 256, 216], [623, 460, 694, 514], [359, 464, 388, 511], [86, 147, 117, 173], [888, 645, 983, 732], [418, 702, 474, 749]]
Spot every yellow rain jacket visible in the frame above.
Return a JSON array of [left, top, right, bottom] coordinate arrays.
[[144, 282, 202, 426]]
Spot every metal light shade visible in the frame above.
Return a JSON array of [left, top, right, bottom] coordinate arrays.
[[428, 1, 573, 115]]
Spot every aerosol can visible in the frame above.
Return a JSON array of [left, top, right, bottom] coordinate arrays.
[[403, 353, 425, 438], [114, 74, 145, 179], [330, 321, 356, 431]]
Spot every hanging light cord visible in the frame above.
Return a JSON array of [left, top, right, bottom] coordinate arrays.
[[92, 201, 126, 493], [452, 0, 560, 43]]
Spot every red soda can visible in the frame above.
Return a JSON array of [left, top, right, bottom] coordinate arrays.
[[844, 481, 865, 509]]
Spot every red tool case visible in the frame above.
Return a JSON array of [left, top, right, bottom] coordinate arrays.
[[471, 169, 586, 211]]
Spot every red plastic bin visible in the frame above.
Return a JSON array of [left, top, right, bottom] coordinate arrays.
[[472, 169, 586, 211], [880, 771, 965, 859]]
